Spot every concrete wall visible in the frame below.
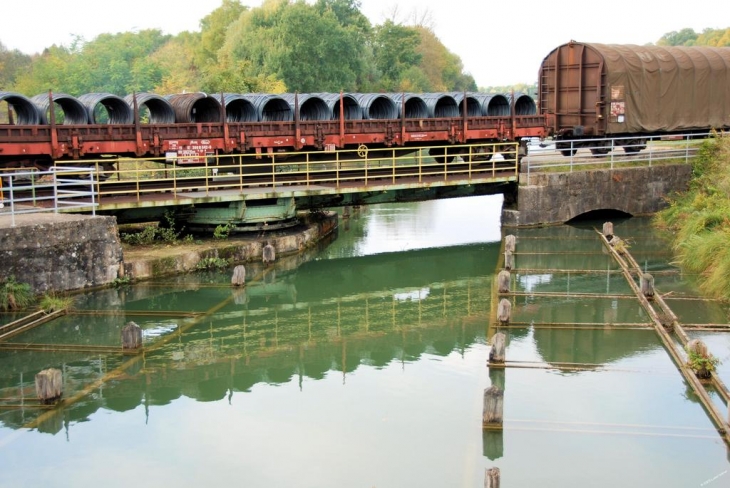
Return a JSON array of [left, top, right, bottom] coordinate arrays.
[[122, 211, 338, 281], [0, 215, 123, 294], [501, 164, 692, 227]]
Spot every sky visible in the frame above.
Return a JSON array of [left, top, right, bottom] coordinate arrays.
[[2, 0, 729, 87]]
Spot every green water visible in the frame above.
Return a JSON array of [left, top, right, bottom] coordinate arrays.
[[1, 196, 729, 487]]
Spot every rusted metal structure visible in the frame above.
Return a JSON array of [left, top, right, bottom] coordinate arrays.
[[539, 41, 730, 155]]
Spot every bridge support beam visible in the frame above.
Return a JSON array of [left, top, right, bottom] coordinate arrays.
[[501, 164, 691, 227]]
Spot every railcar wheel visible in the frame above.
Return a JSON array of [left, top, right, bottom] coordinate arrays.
[[560, 149, 577, 157], [622, 145, 642, 154], [590, 148, 610, 156]]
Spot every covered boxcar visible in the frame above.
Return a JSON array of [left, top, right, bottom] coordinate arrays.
[[539, 41, 730, 155]]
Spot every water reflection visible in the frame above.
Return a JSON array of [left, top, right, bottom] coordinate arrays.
[[0, 241, 501, 433]]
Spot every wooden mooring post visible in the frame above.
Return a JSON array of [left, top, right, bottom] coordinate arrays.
[[231, 265, 246, 287], [263, 242, 276, 265], [121, 321, 143, 350], [505, 235, 516, 253], [485, 467, 501, 488], [497, 299, 511, 325], [602, 222, 614, 239], [489, 332, 506, 364], [483, 386, 504, 429], [503, 251, 514, 271], [35, 368, 62, 404], [497, 270, 510, 294], [641, 273, 655, 299]]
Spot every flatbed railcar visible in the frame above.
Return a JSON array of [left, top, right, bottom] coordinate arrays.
[[0, 91, 545, 172]]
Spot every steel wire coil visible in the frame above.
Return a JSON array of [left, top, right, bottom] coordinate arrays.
[[313, 93, 362, 120], [281, 94, 332, 121], [509, 93, 537, 115], [352, 93, 398, 120], [31, 93, 89, 125], [166, 93, 222, 123], [469, 94, 510, 116], [388, 93, 429, 119], [124, 93, 176, 124], [421, 93, 459, 118], [450, 93, 482, 117], [78, 93, 134, 124], [242, 94, 293, 122], [0, 92, 41, 124], [221, 94, 258, 122]]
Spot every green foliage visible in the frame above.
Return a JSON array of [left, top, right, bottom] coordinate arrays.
[[111, 276, 131, 287], [657, 27, 730, 47], [8, 0, 476, 96], [0, 276, 34, 311], [373, 20, 422, 91], [655, 135, 730, 299], [0, 41, 32, 92], [479, 82, 538, 97], [39, 294, 73, 313], [196, 257, 231, 270], [685, 345, 720, 377], [121, 212, 188, 246], [214, 223, 233, 240], [657, 28, 699, 46]]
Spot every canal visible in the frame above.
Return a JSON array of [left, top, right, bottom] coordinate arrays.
[[1, 195, 729, 487]]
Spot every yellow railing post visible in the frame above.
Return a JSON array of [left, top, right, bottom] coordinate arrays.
[[392, 148, 396, 184], [135, 159, 141, 202]]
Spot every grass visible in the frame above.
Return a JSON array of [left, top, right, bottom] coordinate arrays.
[[654, 133, 730, 300], [39, 294, 73, 313], [0, 276, 34, 311]]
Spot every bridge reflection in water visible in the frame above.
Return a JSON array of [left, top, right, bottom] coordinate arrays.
[[0, 241, 503, 432], [0, 231, 688, 440]]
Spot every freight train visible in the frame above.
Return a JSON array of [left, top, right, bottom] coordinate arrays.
[[0, 41, 729, 172]]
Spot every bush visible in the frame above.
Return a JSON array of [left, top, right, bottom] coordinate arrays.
[[214, 223, 232, 240], [196, 257, 231, 270]]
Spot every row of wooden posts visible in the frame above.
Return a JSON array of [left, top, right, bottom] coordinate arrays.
[[482, 235, 515, 487]]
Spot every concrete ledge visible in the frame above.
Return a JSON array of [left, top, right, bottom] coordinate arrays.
[[122, 212, 338, 281]]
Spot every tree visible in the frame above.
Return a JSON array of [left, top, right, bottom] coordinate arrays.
[[372, 20, 422, 91], [657, 28, 698, 46], [197, 0, 248, 67], [0, 41, 32, 90], [222, 0, 368, 92], [694, 27, 730, 47], [151, 33, 203, 94]]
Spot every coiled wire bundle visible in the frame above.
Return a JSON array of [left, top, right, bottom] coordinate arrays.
[[166, 93, 222, 123], [31, 93, 89, 124], [79, 93, 134, 124], [0, 92, 41, 124], [125, 93, 176, 124]]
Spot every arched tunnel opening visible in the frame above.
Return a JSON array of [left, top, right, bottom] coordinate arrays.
[[566, 209, 633, 224]]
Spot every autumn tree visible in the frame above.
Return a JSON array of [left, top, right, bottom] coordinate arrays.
[[0, 41, 31, 90]]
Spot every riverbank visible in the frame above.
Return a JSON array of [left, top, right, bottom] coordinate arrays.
[[654, 135, 730, 299]]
